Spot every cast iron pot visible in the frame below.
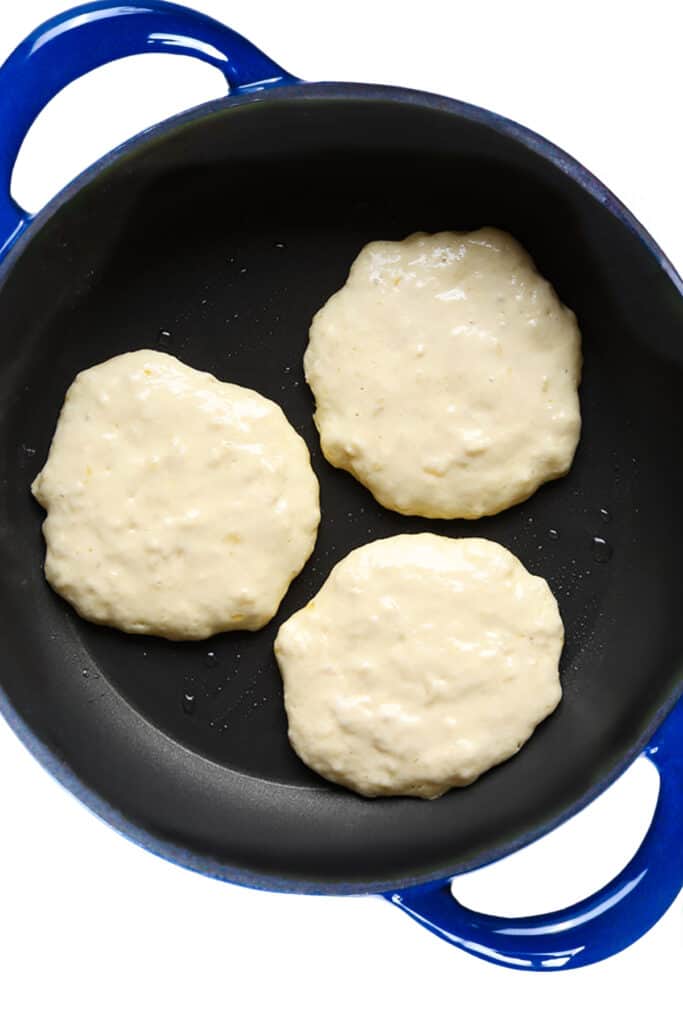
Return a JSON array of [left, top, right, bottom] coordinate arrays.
[[0, 0, 681, 971]]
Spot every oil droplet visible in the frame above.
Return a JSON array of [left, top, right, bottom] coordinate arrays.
[[82, 668, 89, 677], [599, 507, 610, 523], [548, 528, 560, 541], [182, 693, 196, 715], [592, 536, 612, 563], [206, 651, 218, 668]]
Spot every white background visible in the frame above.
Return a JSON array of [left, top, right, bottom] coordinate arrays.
[[1, 1, 681, 1020]]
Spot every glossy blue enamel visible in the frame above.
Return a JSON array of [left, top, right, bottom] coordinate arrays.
[[387, 697, 683, 970], [0, 0, 681, 971], [0, 0, 293, 257]]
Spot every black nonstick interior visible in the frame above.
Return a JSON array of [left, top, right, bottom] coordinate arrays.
[[1, 85, 682, 892]]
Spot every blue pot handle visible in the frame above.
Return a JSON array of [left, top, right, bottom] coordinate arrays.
[[0, 0, 293, 258], [386, 696, 683, 970]]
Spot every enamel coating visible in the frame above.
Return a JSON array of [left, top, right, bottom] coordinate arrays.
[[387, 697, 683, 970], [0, 0, 292, 257]]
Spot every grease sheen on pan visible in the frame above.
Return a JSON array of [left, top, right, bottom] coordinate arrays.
[[32, 350, 320, 640], [304, 229, 582, 519], [275, 534, 564, 799]]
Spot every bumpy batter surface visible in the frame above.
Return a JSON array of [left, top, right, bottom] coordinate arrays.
[[275, 535, 563, 798], [305, 229, 582, 518], [32, 350, 320, 640]]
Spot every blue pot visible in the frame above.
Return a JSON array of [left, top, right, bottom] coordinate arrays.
[[0, 1, 681, 972]]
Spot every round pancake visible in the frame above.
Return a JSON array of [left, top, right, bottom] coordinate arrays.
[[275, 535, 563, 798], [32, 350, 320, 640], [304, 229, 581, 518]]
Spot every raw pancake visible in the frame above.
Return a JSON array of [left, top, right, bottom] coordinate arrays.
[[32, 350, 320, 640], [304, 229, 582, 518], [275, 535, 563, 798]]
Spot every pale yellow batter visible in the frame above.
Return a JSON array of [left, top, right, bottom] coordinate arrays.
[[305, 229, 582, 519], [32, 350, 320, 640], [275, 535, 563, 798]]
